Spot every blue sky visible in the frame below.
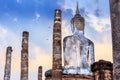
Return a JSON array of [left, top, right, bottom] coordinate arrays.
[[0, 0, 112, 80]]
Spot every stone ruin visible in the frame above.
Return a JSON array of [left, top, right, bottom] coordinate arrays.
[[2, 0, 120, 79]]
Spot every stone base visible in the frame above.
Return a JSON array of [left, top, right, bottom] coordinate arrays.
[[62, 74, 93, 80], [45, 74, 93, 80]]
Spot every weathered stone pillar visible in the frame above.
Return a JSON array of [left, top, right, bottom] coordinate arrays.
[[38, 66, 42, 80], [4, 47, 12, 80], [21, 31, 29, 80], [110, 0, 120, 79], [52, 9, 62, 80]]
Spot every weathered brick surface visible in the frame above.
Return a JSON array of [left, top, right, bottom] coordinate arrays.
[[62, 78, 92, 80], [21, 31, 29, 80], [4, 47, 12, 80], [45, 74, 93, 80], [62, 75, 93, 80], [110, 0, 120, 79], [52, 9, 62, 80], [91, 60, 113, 80], [38, 66, 42, 80]]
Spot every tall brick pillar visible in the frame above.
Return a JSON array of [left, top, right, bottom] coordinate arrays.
[[110, 0, 120, 79], [4, 47, 13, 80], [21, 31, 29, 80], [52, 9, 62, 80], [38, 66, 42, 80]]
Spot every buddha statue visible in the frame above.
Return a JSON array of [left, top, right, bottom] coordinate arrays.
[[63, 3, 95, 75]]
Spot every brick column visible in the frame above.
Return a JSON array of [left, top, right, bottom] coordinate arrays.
[[52, 9, 62, 80], [38, 66, 42, 80], [21, 31, 29, 80], [4, 47, 13, 80], [110, 0, 120, 79]]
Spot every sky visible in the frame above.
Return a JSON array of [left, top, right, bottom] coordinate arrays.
[[0, 0, 112, 80]]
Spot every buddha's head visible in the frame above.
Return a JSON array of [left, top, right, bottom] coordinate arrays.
[[71, 2, 85, 34]]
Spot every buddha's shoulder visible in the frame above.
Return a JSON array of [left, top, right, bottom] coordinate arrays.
[[64, 35, 74, 40], [63, 35, 75, 41], [86, 38, 94, 45]]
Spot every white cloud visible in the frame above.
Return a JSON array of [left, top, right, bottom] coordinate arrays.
[[0, 25, 20, 48], [61, 1, 75, 10], [59, 0, 76, 15], [13, 17, 18, 22], [32, 12, 41, 22], [16, 0, 21, 4], [58, 0, 90, 15], [0, 26, 7, 39], [86, 14, 111, 32], [35, 12, 40, 20]]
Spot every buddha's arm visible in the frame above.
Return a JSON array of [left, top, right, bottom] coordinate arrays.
[[63, 38, 67, 66], [89, 43, 95, 65], [63, 37, 71, 66]]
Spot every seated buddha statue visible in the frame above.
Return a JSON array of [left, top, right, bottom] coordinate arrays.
[[63, 3, 95, 75]]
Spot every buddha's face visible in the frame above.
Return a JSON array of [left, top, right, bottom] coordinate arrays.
[[74, 18, 84, 30]]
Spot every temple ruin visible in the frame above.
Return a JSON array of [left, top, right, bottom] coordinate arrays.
[[2, 0, 120, 79]]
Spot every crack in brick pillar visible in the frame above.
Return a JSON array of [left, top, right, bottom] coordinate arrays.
[[110, 0, 120, 79], [4, 47, 13, 80], [21, 31, 29, 80]]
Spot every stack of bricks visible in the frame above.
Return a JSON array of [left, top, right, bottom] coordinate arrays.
[[52, 9, 62, 80], [4, 47, 13, 80], [21, 31, 29, 80], [38, 66, 42, 80], [45, 74, 93, 80], [62, 75, 93, 80]]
